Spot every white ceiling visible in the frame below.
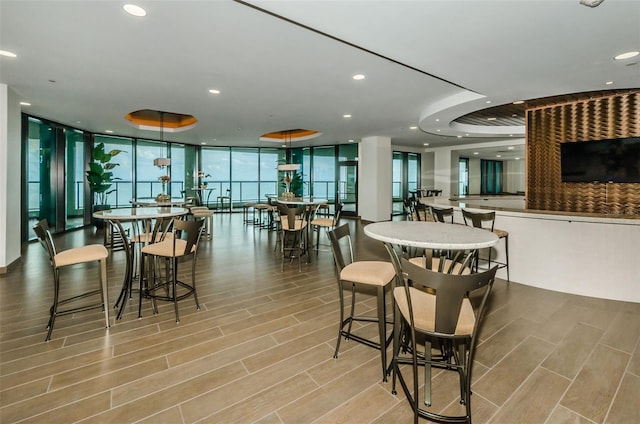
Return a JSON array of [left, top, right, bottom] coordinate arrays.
[[1, 0, 638, 155]]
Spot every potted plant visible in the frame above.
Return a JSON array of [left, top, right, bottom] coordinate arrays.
[[86, 142, 124, 228], [280, 170, 304, 198]]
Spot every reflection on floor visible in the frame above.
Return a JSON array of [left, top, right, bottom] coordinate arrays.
[[1, 214, 638, 423]]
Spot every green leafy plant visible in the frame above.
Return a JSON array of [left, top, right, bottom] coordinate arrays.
[[280, 170, 305, 197], [86, 142, 124, 206]]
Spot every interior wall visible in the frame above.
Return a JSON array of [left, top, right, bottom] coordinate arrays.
[[527, 90, 640, 214]]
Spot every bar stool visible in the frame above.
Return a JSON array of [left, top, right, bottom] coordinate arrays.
[[32, 219, 110, 341], [190, 206, 214, 239], [328, 224, 396, 381], [242, 202, 256, 224], [462, 209, 510, 282]]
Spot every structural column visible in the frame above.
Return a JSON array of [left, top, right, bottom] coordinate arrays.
[[0, 84, 22, 273], [358, 136, 392, 222]]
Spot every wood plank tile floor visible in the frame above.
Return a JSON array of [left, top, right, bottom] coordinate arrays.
[[1, 214, 639, 423]]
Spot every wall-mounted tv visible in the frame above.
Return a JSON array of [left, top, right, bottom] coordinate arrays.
[[560, 137, 640, 183]]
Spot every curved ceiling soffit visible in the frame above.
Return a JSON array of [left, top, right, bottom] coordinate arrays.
[[419, 90, 526, 139]]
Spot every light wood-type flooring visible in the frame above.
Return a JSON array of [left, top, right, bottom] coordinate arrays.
[[1, 214, 639, 423]]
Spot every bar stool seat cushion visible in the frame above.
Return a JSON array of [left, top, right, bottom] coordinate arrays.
[[393, 287, 475, 335], [310, 217, 335, 227], [493, 228, 508, 238], [54, 244, 108, 267], [141, 239, 194, 258], [340, 261, 395, 287]]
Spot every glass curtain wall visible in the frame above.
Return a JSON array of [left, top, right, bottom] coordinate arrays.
[[338, 144, 358, 215], [25, 117, 58, 236], [392, 151, 421, 215], [312, 147, 336, 201], [65, 129, 85, 229], [231, 148, 259, 203], [260, 148, 281, 200], [94, 135, 133, 208], [459, 158, 469, 196], [201, 147, 230, 207], [136, 140, 168, 200]]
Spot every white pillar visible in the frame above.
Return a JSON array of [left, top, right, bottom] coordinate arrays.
[[0, 84, 22, 272], [358, 136, 392, 222]]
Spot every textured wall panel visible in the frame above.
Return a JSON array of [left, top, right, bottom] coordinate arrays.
[[526, 91, 640, 214]]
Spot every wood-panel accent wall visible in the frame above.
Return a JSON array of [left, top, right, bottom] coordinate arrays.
[[526, 90, 640, 214]]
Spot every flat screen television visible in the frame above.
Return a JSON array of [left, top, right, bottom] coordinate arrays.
[[560, 137, 640, 183]]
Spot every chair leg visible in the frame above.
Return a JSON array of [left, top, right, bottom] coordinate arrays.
[[333, 280, 346, 359], [376, 286, 388, 382], [424, 340, 432, 407], [391, 303, 402, 395], [504, 235, 510, 284], [45, 270, 61, 341], [99, 259, 110, 329], [173, 257, 180, 323]]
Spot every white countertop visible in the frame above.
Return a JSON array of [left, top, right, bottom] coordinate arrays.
[[364, 221, 498, 250]]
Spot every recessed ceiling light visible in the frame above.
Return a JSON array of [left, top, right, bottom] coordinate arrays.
[[509, 134, 514, 137], [496, 154, 502, 158], [348, 139, 355, 143], [473, 152, 479, 155], [614, 51, 639, 60], [20, 101, 31, 106], [423, 143, 429, 146], [105, 130, 114, 134], [486, 100, 491, 104], [123, 4, 146, 17], [605, 81, 613, 85], [343, 114, 351, 118], [352, 74, 365, 80], [435, 119, 440, 122], [487, 117, 497, 121], [465, 133, 469, 136], [208, 89, 220, 94], [457, 135, 462, 138], [0, 50, 17, 58], [410, 126, 417, 130], [513, 100, 524, 105], [201, 142, 207, 145], [515, 157, 520, 160], [508, 146, 514, 150], [436, 129, 440, 132]]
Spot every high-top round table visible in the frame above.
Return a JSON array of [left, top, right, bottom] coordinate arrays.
[[364, 221, 498, 251], [93, 207, 189, 319]]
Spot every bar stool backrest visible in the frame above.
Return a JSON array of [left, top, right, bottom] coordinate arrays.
[[462, 209, 496, 231]]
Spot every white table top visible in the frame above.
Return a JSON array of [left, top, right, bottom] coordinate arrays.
[[273, 197, 328, 205], [364, 221, 498, 250], [92, 207, 189, 220]]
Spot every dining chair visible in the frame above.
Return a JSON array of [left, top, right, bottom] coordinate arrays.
[[32, 219, 110, 341], [327, 224, 396, 381], [462, 209, 510, 282], [276, 204, 308, 271], [392, 258, 497, 424], [413, 202, 434, 222], [217, 188, 231, 212], [140, 218, 204, 322]]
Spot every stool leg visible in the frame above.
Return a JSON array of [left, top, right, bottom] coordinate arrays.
[[99, 259, 110, 329]]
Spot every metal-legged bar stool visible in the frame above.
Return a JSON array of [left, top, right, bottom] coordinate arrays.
[[462, 209, 510, 282], [328, 224, 396, 381], [190, 206, 214, 239], [33, 219, 110, 341]]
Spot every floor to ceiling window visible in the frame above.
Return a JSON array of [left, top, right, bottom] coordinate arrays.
[[94, 135, 133, 208], [136, 140, 168, 200], [338, 143, 358, 215], [65, 129, 85, 229], [312, 146, 336, 201], [392, 151, 421, 214], [459, 157, 469, 196]]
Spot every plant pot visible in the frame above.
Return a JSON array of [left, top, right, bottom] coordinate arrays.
[[92, 204, 111, 229]]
